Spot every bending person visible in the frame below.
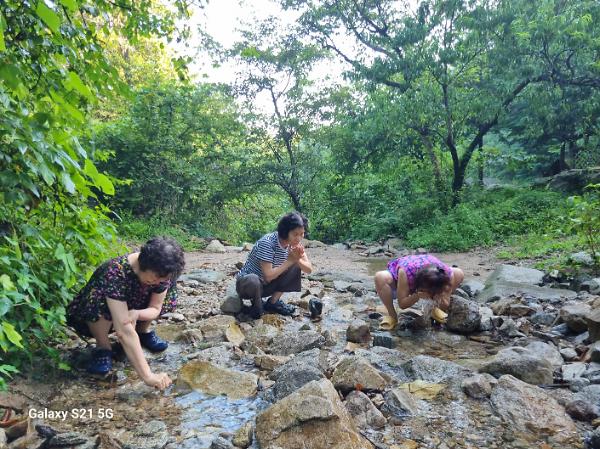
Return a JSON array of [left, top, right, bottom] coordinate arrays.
[[67, 236, 185, 389], [374, 254, 464, 331]]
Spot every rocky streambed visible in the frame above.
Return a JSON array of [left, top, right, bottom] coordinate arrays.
[[2, 242, 600, 449]]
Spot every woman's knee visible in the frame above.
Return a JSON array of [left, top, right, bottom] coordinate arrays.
[[374, 271, 393, 289], [453, 268, 464, 287]]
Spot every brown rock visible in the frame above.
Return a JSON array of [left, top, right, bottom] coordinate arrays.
[[177, 361, 258, 399]]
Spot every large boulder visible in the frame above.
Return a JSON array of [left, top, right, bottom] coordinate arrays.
[[560, 302, 592, 333], [490, 375, 578, 444], [402, 355, 472, 384], [181, 269, 227, 284], [479, 346, 554, 385], [546, 168, 600, 193], [476, 264, 576, 303], [524, 341, 563, 368], [344, 390, 387, 430], [255, 379, 373, 449], [266, 330, 326, 356], [331, 356, 389, 392], [271, 363, 325, 401], [177, 361, 258, 399], [446, 297, 481, 334]]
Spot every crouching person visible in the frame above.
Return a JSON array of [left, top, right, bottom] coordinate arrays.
[[66, 236, 185, 390], [236, 212, 313, 318]]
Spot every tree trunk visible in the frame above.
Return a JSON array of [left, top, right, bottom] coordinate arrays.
[[478, 141, 484, 187]]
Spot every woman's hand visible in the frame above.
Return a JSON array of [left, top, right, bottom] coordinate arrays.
[[123, 309, 140, 328], [288, 244, 304, 262], [143, 372, 172, 390]]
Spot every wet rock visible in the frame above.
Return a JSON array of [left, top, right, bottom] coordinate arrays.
[[346, 319, 371, 343], [566, 385, 600, 421], [561, 347, 579, 361], [461, 280, 485, 297], [220, 282, 242, 314], [255, 379, 373, 449], [478, 306, 494, 332], [372, 333, 394, 349], [48, 431, 88, 447], [331, 356, 389, 392], [402, 355, 471, 384], [446, 297, 481, 334], [491, 375, 577, 444], [587, 309, 600, 342], [178, 360, 258, 399], [266, 330, 325, 356], [560, 302, 592, 333], [120, 420, 170, 449], [205, 240, 226, 253], [461, 373, 496, 399], [269, 350, 328, 382], [382, 388, 419, 416], [179, 328, 204, 345], [271, 363, 325, 401], [524, 341, 563, 368], [161, 312, 185, 322], [530, 311, 558, 326], [211, 436, 234, 449], [190, 344, 238, 368], [344, 390, 387, 429], [192, 315, 236, 342], [479, 346, 553, 385], [243, 324, 280, 350], [232, 421, 253, 448]]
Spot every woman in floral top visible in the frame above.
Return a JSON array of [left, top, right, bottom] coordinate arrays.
[[67, 236, 184, 390], [374, 254, 464, 331]]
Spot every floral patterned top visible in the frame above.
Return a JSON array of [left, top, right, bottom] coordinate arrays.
[[387, 254, 452, 293], [66, 254, 177, 336]]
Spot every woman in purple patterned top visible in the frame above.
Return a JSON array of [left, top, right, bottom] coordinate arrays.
[[374, 254, 464, 330], [67, 236, 184, 389]]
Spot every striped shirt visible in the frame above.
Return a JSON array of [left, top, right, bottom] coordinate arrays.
[[237, 232, 288, 283]]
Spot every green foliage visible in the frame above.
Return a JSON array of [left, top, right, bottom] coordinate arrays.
[[405, 188, 569, 251], [0, 0, 196, 388], [567, 184, 600, 269]]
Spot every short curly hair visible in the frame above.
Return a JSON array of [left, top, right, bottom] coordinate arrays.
[[138, 236, 185, 279]]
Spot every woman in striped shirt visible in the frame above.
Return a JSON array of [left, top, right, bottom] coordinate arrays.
[[236, 212, 313, 317]]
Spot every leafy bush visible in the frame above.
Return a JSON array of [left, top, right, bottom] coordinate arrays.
[[567, 184, 600, 270], [406, 188, 568, 251]]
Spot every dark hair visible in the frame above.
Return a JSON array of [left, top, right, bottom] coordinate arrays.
[[138, 236, 185, 279], [414, 264, 450, 295], [277, 212, 308, 239]]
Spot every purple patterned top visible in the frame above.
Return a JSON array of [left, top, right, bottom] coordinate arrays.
[[387, 254, 452, 293]]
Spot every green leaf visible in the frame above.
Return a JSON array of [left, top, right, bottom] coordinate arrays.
[[1, 322, 24, 349], [95, 173, 115, 195], [59, 0, 78, 12], [0, 274, 14, 291], [60, 172, 75, 194], [36, 2, 61, 34], [0, 12, 6, 52], [64, 71, 94, 101], [0, 301, 10, 318]]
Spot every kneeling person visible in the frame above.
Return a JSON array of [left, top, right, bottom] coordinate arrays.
[[236, 212, 313, 317]]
